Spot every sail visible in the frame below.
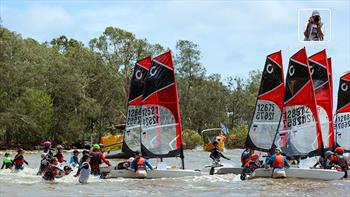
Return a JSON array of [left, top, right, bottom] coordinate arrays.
[[245, 51, 284, 152], [335, 71, 350, 152], [309, 50, 334, 150], [140, 51, 183, 158], [122, 56, 152, 154], [277, 48, 323, 157]]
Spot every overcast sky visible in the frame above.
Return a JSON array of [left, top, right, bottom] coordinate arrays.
[[1, 0, 349, 97]]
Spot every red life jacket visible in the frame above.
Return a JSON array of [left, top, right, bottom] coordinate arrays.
[[14, 155, 24, 166], [44, 163, 58, 180], [89, 151, 102, 166], [137, 157, 145, 171], [56, 153, 64, 163], [273, 155, 284, 168]]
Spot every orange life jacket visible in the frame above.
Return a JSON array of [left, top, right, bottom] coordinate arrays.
[[273, 155, 284, 168], [137, 157, 145, 170]]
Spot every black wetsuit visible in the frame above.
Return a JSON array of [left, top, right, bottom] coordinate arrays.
[[210, 148, 230, 161], [37, 158, 50, 175]]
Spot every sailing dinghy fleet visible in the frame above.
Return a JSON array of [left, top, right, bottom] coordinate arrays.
[[212, 48, 349, 180], [101, 48, 349, 180], [101, 51, 200, 179]]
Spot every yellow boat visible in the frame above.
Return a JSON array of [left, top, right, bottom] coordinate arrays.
[[201, 128, 226, 152], [100, 124, 125, 152]]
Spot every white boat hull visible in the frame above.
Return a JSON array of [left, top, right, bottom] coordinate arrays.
[[251, 168, 345, 180], [101, 166, 201, 179]]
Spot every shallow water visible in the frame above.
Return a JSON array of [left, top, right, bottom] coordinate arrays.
[[0, 149, 349, 197]]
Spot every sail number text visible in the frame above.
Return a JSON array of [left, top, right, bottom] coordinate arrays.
[[336, 114, 350, 129], [142, 106, 160, 127], [283, 106, 314, 127], [255, 103, 275, 120]]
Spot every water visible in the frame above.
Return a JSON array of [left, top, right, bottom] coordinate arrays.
[[0, 149, 349, 197]]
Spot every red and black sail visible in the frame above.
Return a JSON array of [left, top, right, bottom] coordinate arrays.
[[122, 56, 152, 154], [277, 48, 324, 157], [245, 51, 284, 152], [309, 50, 334, 150], [140, 51, 184, 159], [335, 71, 350, 152]]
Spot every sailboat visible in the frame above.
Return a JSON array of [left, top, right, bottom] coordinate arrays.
[[215, 51, 285, 175], [309, 50, 334, 150], [251, 48, 344, 180], [103, 51, 201, 178], [105, 56, 152, 160], [335, 71, 350, 177]]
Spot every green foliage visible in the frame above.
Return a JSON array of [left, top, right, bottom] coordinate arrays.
[[225, 124, 249, 148], [182, 129, 203, 149], [0, 26, 261, 149]]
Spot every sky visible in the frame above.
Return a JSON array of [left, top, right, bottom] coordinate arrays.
[[1, 0, 349, 96]]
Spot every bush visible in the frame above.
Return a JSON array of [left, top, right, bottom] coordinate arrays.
[[226, 124, 248, 149], [182, 129, 203, 149]]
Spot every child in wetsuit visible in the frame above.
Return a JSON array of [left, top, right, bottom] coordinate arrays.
[[37, 153, 50, 175], [210, 141, 230, 163], [74, 154, 91, 184], [13, 148, 29, 170], [1, 153, 13, 169]]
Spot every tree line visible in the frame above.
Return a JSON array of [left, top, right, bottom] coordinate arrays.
[[0, 26, 261, 149]]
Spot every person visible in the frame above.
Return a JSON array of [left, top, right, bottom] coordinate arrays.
[[42, 157, 62, 181], [130, 151, 153, 177], [240, 147, 253, 167], [313, 151, 333, 169], [210, 141, 230, 163], [89, 144, 111, 175], [332, 147, 349, 178], [117, 157, 134, 170], [74, 154, 91, 184], [69, 149, 79, 168], [54, 145, 65, 163], [13, 148, 29, 170], [37, 153, 50, 175], [56, 166, 73, 178], [240, 153, 261, 180], [304, 10, 324, 41], [1, 153, 13, 169], [266, 148, 290, 178], [42, 141, 53, 158]]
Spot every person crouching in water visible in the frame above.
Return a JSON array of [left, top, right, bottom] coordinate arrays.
[[117, 157, 134, 170], [74, 154, 91, 184], [240, 153, 261, 180], [241, 147, 254, 167], [332, 147, 349, 178], [37, 153, 50, 175], [43, 157, 62, 181], [69, 149, 79, 168], [266, 148, 290, 178], [130, 151, 153, 177], [13, 148, 29, 170], [89, 144, 111, 175], [210, 141, 231, 163], [54, 145, 65, 164], [1, 153, 13, 169]]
